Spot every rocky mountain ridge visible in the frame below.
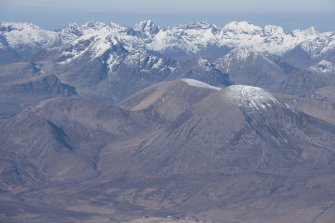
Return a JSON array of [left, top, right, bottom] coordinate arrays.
[[1, 20, 335, 62]]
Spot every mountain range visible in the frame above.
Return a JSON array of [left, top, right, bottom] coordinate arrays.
[[0, 20, 335, 223]]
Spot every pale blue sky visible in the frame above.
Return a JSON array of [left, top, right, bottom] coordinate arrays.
[[1, 0, 334, 31]]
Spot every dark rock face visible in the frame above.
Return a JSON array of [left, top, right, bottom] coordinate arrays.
[[0, 62, 77, 119], [9, 74, 77, 96]]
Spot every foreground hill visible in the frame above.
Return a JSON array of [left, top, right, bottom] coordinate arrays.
[[1, 79, 335, 222]]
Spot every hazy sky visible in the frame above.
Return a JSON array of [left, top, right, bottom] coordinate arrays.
[[1, 0, 334, 31]]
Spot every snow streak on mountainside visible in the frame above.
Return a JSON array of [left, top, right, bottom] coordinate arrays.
[[181, 78, 221, 90]]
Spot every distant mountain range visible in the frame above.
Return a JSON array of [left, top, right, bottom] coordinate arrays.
[[0, 21, 335, 223], [1, 20, 335, 58]]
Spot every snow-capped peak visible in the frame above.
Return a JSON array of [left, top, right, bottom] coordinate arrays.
[[181, 78, 221, 91], [60, 22, 81, 33], [0, 22, 59, 50], [263, 25, 286, 36], [222, 21, 263, 35], [82, 20, 108, 30], [147, 21, 218, 53], [304, 26, 317, 36], [291, 27, 318, 39], [78, 21, 131, 36], [58, 23, 82, 42], [133, 20, 160, 36], [185, 21, 217, 30], [224, 85, 280, 110]]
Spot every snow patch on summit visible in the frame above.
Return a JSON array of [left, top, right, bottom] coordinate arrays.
[[182, 79, 221, 91], [225, 85, 280, 110]]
